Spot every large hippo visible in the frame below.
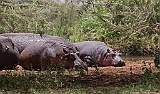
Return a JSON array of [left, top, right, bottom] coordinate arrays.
[[1, 33, 76, 53], [0, 36, 19, 69], [1, 33, 87, 69], [74, 41, 125, 67], [19, 41, 83, 70]]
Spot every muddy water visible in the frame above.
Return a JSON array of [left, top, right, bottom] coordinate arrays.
[[122, 56, 155, 61]]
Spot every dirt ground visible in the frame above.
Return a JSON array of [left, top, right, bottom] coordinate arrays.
[[0, 60, 159, 76], [0, 60, 158, 74], [88, 60, 159, 75], [0, 60, 159, 88], [71, 60, 160, 87]]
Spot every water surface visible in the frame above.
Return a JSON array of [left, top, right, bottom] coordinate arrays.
[[122, 56, 154, 61]]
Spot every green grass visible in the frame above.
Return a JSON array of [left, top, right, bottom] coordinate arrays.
[[0, 70, 159, 94]]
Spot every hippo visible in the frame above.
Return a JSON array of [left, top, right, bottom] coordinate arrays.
[[1, 33, 87, 69], [1, 33, 76, 53], [0, 36, 19, 69], [19, 41, 84, 70], [74, 41, 125, 67]]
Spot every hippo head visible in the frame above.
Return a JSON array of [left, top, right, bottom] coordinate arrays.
[[113, 52, 125, 67], [101, 49, 125, 67], [59, 47, 88, 70], [0, 38, 15, 52]]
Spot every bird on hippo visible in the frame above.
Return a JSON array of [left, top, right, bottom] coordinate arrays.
[[0, 36, 19, 70], [74, 41, 125, 67]]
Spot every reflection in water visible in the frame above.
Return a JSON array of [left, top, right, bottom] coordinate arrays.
[[122, 56, 155, 61]]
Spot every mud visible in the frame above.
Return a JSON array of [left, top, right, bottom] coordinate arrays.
[[87, 60, 159, 75], [69, 60, 160, 87], [0, 60, 159, 87]]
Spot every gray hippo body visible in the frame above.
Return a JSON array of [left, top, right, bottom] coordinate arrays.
[[74, 41, 125, 67], [1, 33, 87, 69], [1, 33, 76, 53], [19, 41, 81, 70], [0, 36, 19, 69]]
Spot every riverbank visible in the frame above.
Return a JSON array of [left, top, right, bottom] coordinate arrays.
[[0, 60, 159, 93]]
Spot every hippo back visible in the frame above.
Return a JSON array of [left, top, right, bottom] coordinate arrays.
[[75, 41, 125, 67], [1, 33, 87, 69], [74, 41, 108, 59], [19, 41, 78, 70], [1, 33, 77, 53]]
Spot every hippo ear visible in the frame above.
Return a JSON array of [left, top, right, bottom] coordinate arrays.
[[63, 48, 68, 54], [107, 49, 110, 53], [103, 49, 110, 58]]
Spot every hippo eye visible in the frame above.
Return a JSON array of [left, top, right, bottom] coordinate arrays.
[[75, 47, 79, 51], [11, 42, 14, 49], [64, 55, 75, 61], [118, 53, 122, 56], [65, 57, 68, 60]]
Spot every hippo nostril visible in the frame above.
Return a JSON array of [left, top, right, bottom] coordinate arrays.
[[121, 61, 125, 66], [120, 60, 125, 64], [114, 60, 125, 67], [118, 60, 125, 65], [74, 65, 83, 70], [74, 63, 88, 71]]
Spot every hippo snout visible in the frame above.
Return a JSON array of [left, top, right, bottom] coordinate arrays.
[[68, 52, 88, 70], [113, 53, 125, 67], [74, 59, 88, 70], [114, 60, 125, 67]]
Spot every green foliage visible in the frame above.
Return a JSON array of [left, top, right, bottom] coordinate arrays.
[[154, 47, 160, 70], [0, 0, 79, 38], [154, 55, 160, 70], [0, 0, 160, 55], [74, 0, 160, 54]]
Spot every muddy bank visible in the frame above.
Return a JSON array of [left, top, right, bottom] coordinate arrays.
[[0, 60, 159, 88], [0, 60, 159, 76], [88, 60, 159, 75]]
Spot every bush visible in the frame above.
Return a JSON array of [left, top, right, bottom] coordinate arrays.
[[74, 0, 160, 55], [0, 0, 160, 55]]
